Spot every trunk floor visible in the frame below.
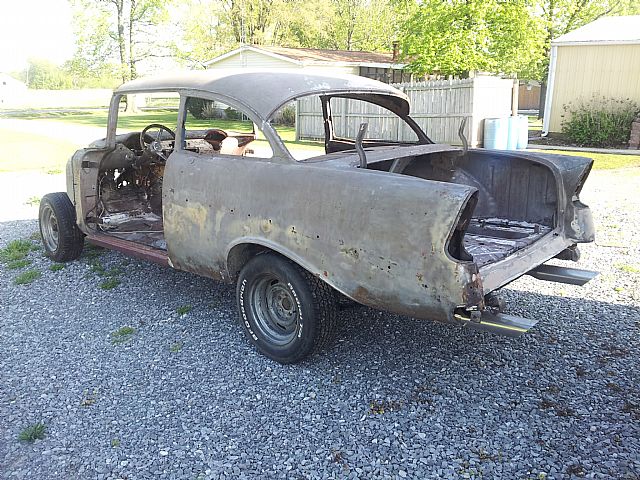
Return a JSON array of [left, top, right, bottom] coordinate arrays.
[[464, 218, 551, 267]]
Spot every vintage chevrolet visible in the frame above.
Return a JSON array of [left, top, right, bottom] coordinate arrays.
[[39, 70, 597, 363]]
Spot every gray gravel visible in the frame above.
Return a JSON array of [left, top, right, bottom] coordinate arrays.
[[1, 168, 639, 480]]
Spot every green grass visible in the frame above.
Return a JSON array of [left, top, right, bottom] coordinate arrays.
[[169, 341, 184, 353], [529, 149, 640, 170], [24, 196, 41, 207], [6, 109, 638, 173], [49, 263, 65, 272], [0, 129, 80, 173], [528, 115, 542, 131], [176, 305, 192, 316], [9, 108, 251, 132], [7, 259, 32, 270], [100, 277, 120, 290], [0, 239, 35, 263], [89, 261, 105, 275], [111, 326, 135, 344], [0, 110, 323, 172], [83, 244, 105, 262], [14, 269, 41, 285], [617, 263, 640, 274], [18, 423, 46, 442]]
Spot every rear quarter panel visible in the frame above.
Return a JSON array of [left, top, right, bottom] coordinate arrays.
[[163, 151, 478, 322]]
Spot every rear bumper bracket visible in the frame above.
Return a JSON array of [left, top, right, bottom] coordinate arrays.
[[527, 264, 598, 286]]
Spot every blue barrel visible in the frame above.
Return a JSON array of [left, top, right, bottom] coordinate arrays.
[[484, 118, 509, 150], [506, 116, 519, 150], [516, 115, 529, 150]]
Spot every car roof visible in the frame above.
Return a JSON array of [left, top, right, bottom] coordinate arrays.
[[115, 69, 410, 120]]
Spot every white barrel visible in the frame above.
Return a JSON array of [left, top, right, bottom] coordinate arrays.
[[506, 116, 519, 150], [484, 118, 509, 150], [516, 115, 529, 150]]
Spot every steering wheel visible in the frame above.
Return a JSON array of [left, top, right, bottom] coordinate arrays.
[[140, 124, 176, 160]]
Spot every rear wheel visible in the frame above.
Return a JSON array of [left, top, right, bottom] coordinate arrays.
[[39, 192, 84, 262], [236, 253, 338, 364]]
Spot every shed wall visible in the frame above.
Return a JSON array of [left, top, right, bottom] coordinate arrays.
[[549, 44, 640, 132]]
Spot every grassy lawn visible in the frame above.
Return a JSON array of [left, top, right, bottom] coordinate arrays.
[[2, 109, 637, 172], [0, 129, 78, 173], [528, 115, 542, 131], [0, 109, 324, 171], [529, 149, 640, 170], [9, 108, 308, 141]]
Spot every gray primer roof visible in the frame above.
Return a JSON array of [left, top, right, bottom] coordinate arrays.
[[115, 69, 409, 119]]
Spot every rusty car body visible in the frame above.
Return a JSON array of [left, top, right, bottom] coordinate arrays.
[[39, 70, 597, 363]]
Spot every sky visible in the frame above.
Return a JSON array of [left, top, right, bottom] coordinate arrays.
[[0, 0, 75, 72]]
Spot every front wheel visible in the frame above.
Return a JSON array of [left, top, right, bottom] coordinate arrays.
[[39, 192, 84, 262], [236, 253, 338, 364]]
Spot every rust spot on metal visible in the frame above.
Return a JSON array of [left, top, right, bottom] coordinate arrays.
[[352, 286, 374, 304], [340, 247, 359, 260]]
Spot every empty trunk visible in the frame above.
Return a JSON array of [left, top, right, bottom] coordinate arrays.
[[368, 148, 591, 270]]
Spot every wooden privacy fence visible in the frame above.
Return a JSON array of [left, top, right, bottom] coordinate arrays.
[[295, 76, 516, 147]]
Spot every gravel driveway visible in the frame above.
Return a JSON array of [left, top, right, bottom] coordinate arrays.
[[1, 168, 639, 480]]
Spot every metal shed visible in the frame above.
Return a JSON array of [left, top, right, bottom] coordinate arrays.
[[543, 15, 640, 135]]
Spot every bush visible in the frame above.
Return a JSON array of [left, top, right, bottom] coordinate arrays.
[[225, 107, 242, 121], [272, 104, 296, 126], [186, 97, 212, 119], [186, 98, 244, 120], [561, 96, 639, 148]]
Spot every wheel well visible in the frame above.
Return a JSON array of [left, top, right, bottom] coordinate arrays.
[[226, 243, 273, 281], [227, 242, 353, 305]]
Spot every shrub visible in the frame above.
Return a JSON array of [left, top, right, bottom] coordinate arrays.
[[225, 107, 242, 120], [186, 97, 213, 119], [272, 104, 296, 126], [561, 96, 638, 148]]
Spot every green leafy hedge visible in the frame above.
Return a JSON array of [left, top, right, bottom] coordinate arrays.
[[561, 96, 638, 148]]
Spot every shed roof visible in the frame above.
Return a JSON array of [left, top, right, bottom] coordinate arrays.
[[205, 44, 404, 68], [115, 69, 409, 119], [553, 15, 640, 46]]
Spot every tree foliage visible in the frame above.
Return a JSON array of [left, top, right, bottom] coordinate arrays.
[[22, 59, 73, 90], [66, 0, 640, 85], [67, 0, 172, 85], [400, 0, 544, 78], [173, 0, 401, 66]]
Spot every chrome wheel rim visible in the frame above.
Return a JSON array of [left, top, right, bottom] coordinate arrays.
[[41, 204, 59, 253], [249, 274, 299, 346]]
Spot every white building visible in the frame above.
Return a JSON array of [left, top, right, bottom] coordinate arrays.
[[205, 45, 410, 84], [0, 73, 27, 107]]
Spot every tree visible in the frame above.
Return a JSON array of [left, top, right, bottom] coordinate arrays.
[[69, 0, 171, 85], [174, 0, 404, 67], [23, 59, 73, 89], [66, 0, 120, 88], [400, 0, 544, 79], [326, 0, 400, 51]]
